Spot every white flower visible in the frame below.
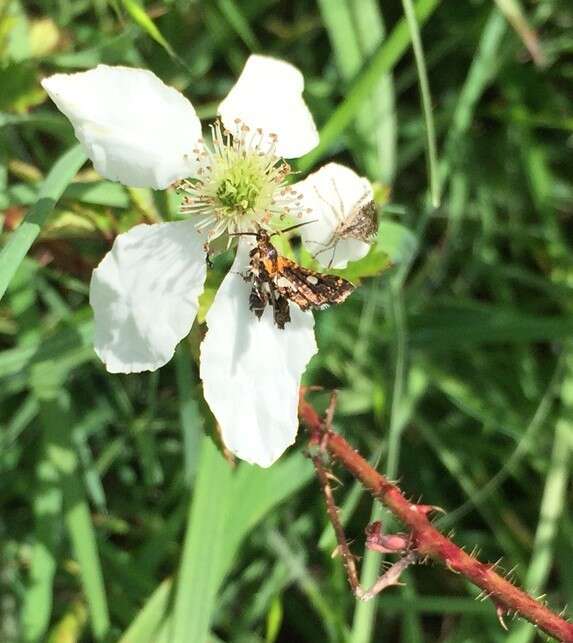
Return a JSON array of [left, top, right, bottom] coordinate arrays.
[[42, 56, 372, 467]]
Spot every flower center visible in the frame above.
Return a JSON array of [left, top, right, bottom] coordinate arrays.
[[177, 120, 303, 241], [215, 157, 265, 214]]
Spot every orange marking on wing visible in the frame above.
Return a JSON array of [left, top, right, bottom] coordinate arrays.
[[261, 256, 276, 275], [275, 256, 296, 272]]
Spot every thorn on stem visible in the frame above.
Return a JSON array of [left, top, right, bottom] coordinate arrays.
[[496, 604, 509, 631], [325, 470, 343, 485], [413, 503, 446, 517]]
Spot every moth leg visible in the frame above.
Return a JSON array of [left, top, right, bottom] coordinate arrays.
[[249, 283, 267, 320], [271, 293, 291, 329], [303, 237, 339, 267], [265, 282, 290, 329]]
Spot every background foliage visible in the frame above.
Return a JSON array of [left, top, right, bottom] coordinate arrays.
[[1, 0, 572, 641]]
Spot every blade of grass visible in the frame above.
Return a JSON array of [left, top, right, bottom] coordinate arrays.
[[318, 0, 396, 181], [219, 455, 314, 582], [298, 0, 441, 174], [0, 144, 85, 302], [119, 0, 176, 57], [400, 573, 423, 643], [267, 529, 346, 641], [494, 0, 544, 66], [122, 452, 313, 642], [216, 0, 260, 52], [439, 10, 507, 191], [171, 436, 233, 642], [350, 0, 397, 182], [399, 0, 440, 206], [1, 180, 129, 209], [119, 578, 173, 643], [20, 427, 63, 642], [174, 345, 204, 485], [32, 365, 110, 641]]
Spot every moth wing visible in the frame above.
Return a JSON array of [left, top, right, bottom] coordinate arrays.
[[276, 265, 354, 309]]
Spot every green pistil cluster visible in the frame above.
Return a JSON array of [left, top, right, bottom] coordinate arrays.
[[214, 156, 267, 217]]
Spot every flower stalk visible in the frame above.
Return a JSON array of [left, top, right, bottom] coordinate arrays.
[[299, 390, 573, 642]]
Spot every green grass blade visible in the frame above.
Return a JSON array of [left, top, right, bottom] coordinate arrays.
[[123, 453, 312, 642], [118, 578, 173, 643], [318, 0, 362, 78], [349, 0, 397, 182], [218, 454, 314, 582], [298, 0, 441, 173], [120, 0, 175, 57], [32, 372, 110, 641], [216, 0, 260, 52], [267, 529, 346, 641], [171, 436, 233, 642], [20, 434, 63, 642], [400, 574, 424, 643], [439, 10, 507, 190], [319, 0, 396, 181], [399, 0, 440, 206], [174, 345, 204, 485], [494, 0, 544, 65], [0, 145, 85, 303]]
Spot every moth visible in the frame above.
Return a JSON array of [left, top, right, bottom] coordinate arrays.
[[235, 226, 355, 329]]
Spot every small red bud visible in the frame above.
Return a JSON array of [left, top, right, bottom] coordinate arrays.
[[365, 521, 409, 553]]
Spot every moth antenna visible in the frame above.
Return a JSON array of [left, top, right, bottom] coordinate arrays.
[[271, 219, 319, 237]]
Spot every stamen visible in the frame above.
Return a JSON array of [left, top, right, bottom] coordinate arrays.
[[177, 119, 304, 243]]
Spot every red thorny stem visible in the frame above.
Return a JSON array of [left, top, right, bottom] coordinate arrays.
[[299, 391, 573, 642]]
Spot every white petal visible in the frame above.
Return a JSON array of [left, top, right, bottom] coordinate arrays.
[[200, 243, 317, 467], [42, 65, 201, 189], [296, 162, 373, 269], [90, 221, 207, 373], [218, 54, 319, 159]]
